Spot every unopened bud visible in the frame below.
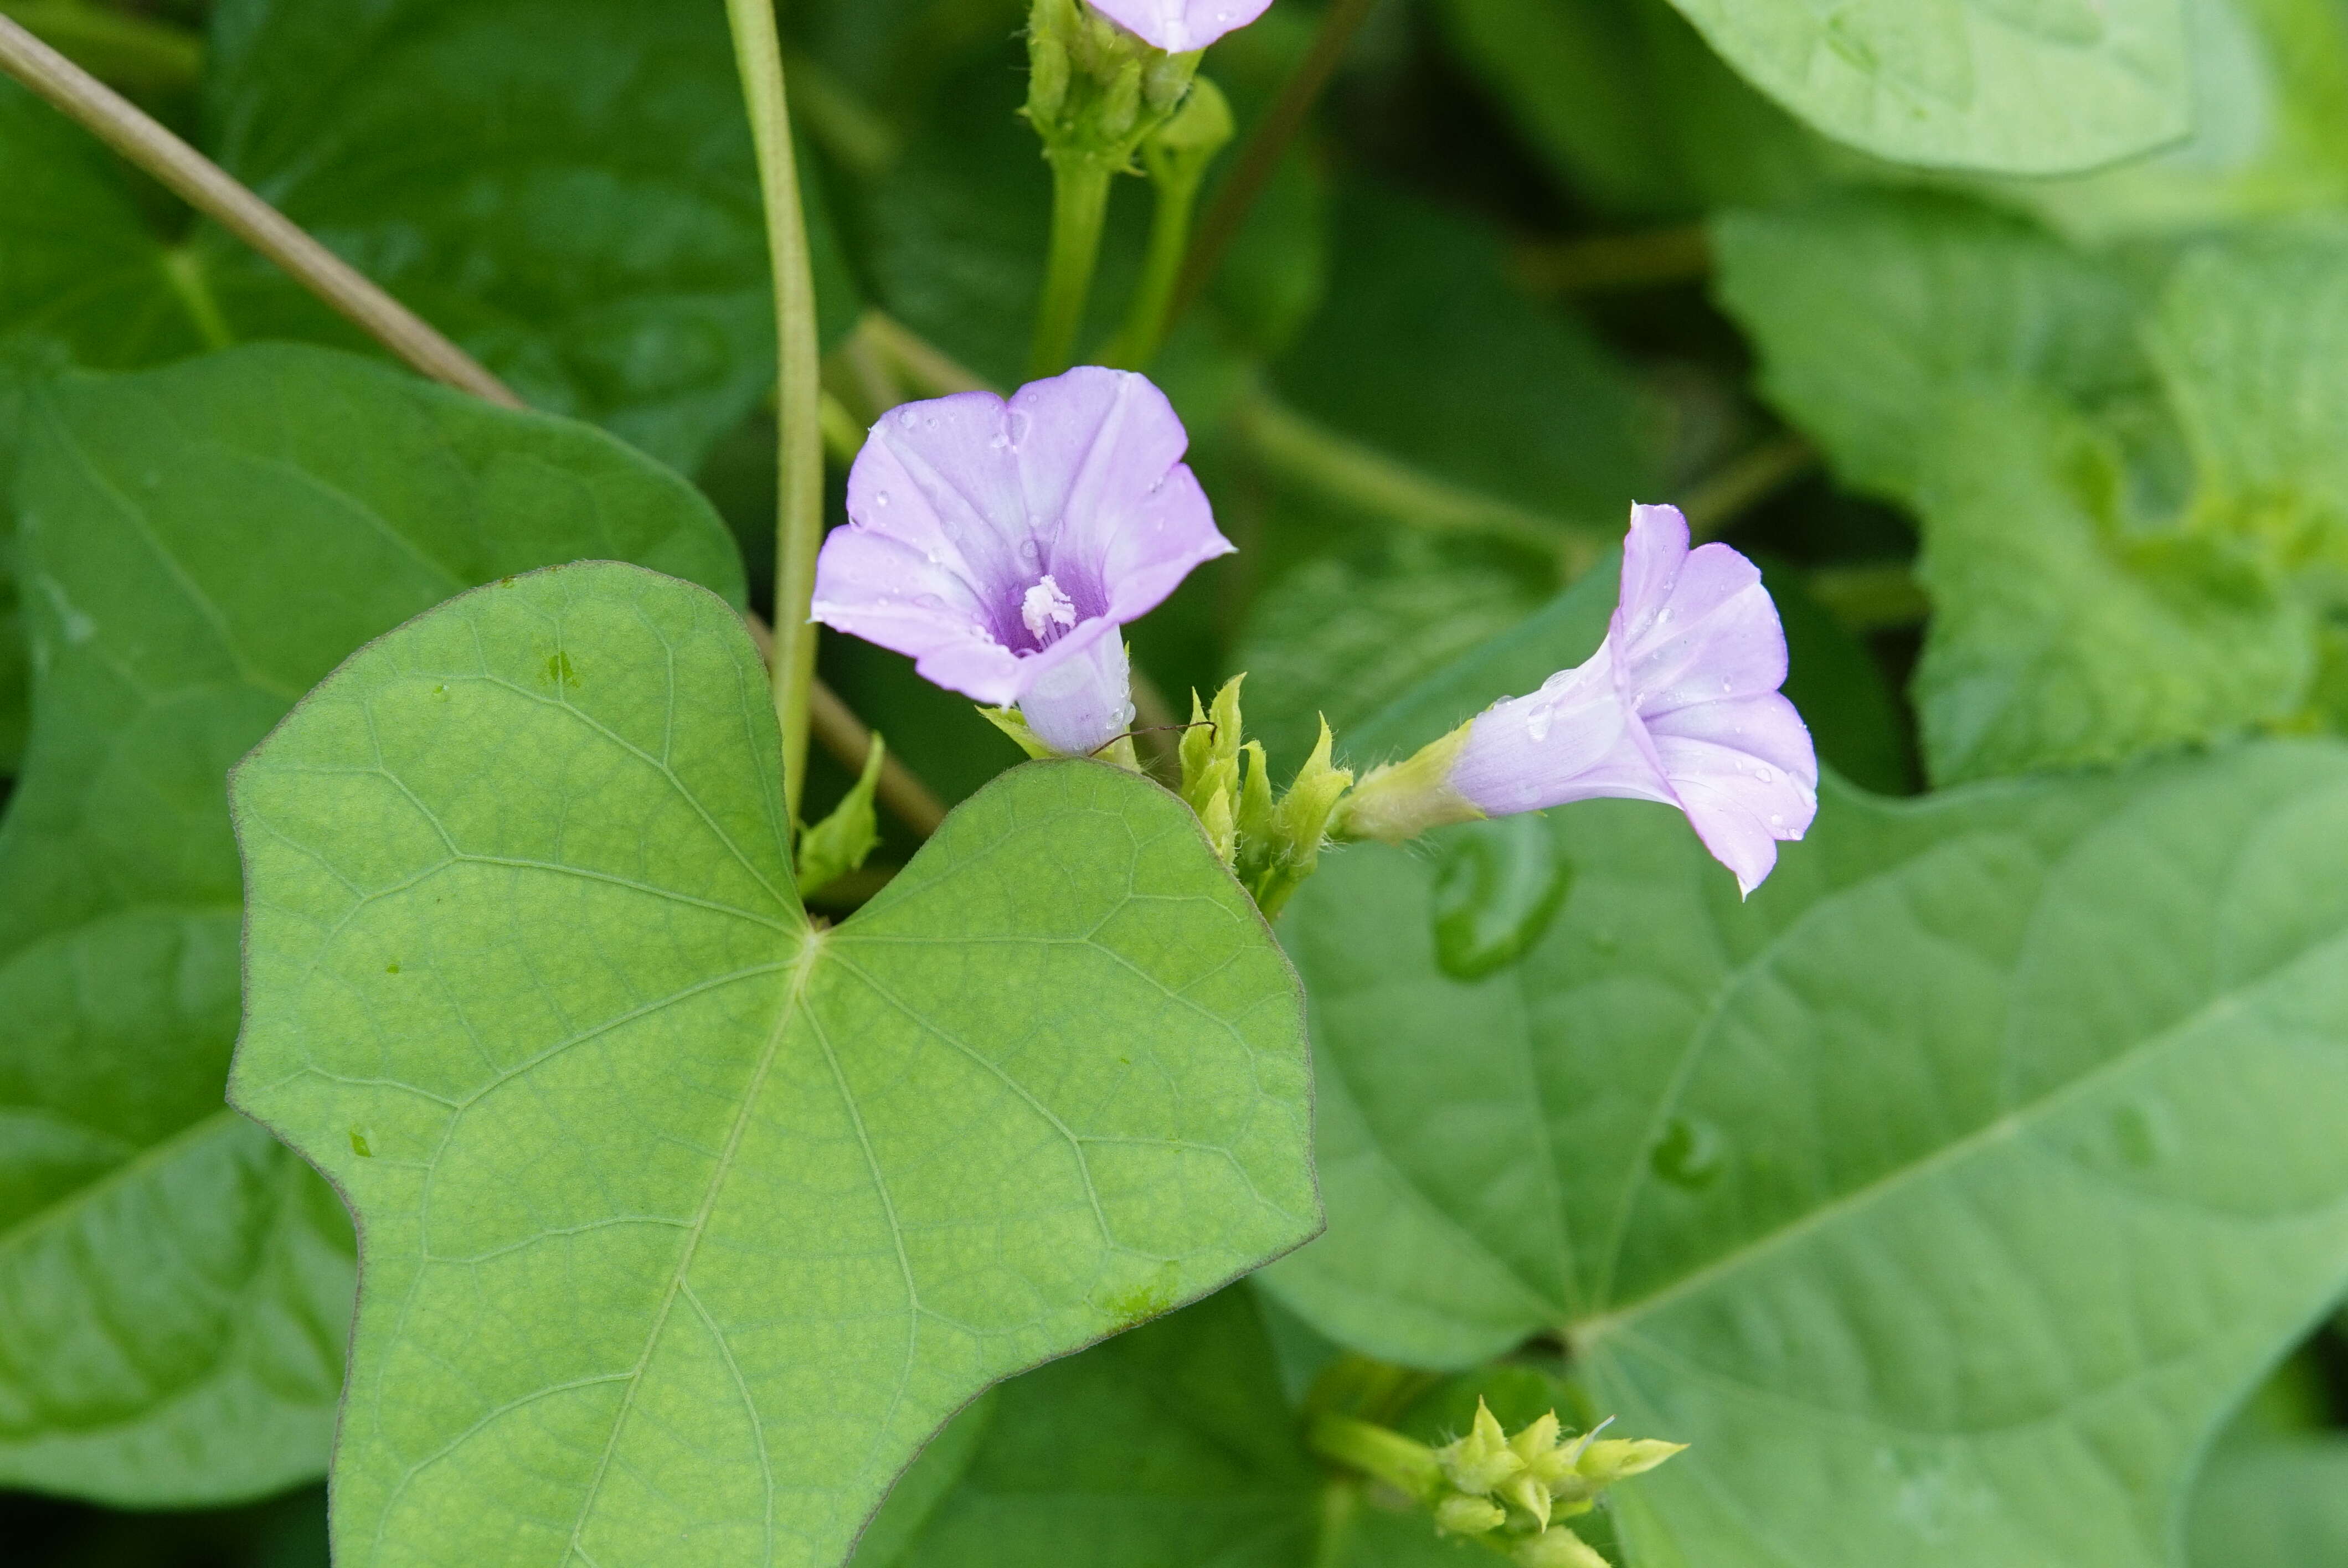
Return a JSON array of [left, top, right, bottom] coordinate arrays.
[[1435, 1494, 1508, 1537], [1437, 1399, 1526, 1497], [1515, 1526, 1611, 1568], [1578, 1437, 1688, 1485]]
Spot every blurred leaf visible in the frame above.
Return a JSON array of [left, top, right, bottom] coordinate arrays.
[[1716, 193, 2323, 782], [0, 343, 745, 1505], [1436, 0, 1860, 216], [1270, 184, 1662, 539], [1713, 193, 2152, 501], [0, 78, 209, 368], [1912, 396, 2310, 782], [1989, 0, 2348, 242], [2187, 1440, 2348, 1566], [229, 564, 1316, 1568], [2150, 226, 2348, 575], [1757, 558, 1914, 796], [853, 1287, 1320, 1567], [1663, 0, 2190, 174], [200, 0, 859, 474], [1234, 537, 1550, 776], [1271, 573, 2348, 1563]]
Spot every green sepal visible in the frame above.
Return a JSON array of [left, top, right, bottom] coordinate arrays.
[[978, 704, 1059, 761], [1333, 719, 1484, 844], [1024, 0, 1201, 173], [795, 733, 887, 895]]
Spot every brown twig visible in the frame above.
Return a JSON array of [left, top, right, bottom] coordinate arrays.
[[744, 616, 951, 836], [1168, 0, 1377, 326], [0, 14, 952, 837]]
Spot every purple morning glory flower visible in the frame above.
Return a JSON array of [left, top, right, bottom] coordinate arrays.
[[1087, 0, 1276, 53], [810, 367, 1233, 757], [1449, 504, 1818, 895]]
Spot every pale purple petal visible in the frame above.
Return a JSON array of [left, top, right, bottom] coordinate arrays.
[[1444, 502, 1818, 895], [1086, 0, 1275, 52], [811, 367, 1231, 754], [1646, 693, 1818, 896], [1018, 621, 1135, 755]]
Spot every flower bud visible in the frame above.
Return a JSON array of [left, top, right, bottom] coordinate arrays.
[[1434, 1493, 1508, 1537], [1143, 75, 1235, 189], [1577, 1437, 1689, 1486], [1514, 1526, 1611, 1568], [1436, 1399, 1527, 1497]]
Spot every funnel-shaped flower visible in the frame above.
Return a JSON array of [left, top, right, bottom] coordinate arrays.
[[1342, 504, 1816, 896], [1087, 0, 1275, 53], [811, 367, 1232, 756]]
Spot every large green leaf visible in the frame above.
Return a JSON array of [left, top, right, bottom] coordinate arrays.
[[200, 0, 864, 474], [226, 562, 1317, 1568], [0, 343, 746, 1505], [1661, 0, 2189, 174], [851, 1286, 1321, 1567], [2150, 228, 2348, 570], [1264, 582, 2348, 1566], [2187, 1438, 2348, 1566], [1712, 193, 2152, 502], [1911, 395, 2310, 782], [1713, 193, 2326, 782], [1435, 0, 1863, 217], [1268, 184, 1660, 543], [0, 78, 210, 368], [1990, 0, 2348, 241]]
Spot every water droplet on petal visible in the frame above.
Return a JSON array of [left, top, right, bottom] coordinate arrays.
[[1431, 818, 1571, 981], [1018, 539, 1042, 566], [1721, 677, 1733, 693], [1754, 766, 1775, 783], [873, 491, 891, 508], [898, 408, 920, 429], [1768, 813, 1784, 827]]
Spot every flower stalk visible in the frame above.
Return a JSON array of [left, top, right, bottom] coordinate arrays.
[[1022, 0, 1201, 376], [1105, 75, 1234, 369], [723, 0, 827, 826]]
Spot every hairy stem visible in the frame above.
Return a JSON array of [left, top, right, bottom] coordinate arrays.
[[1171, 0, 1376, 324], [1029, 156, 1115, 378], [724, 0, 827, 826], [0, 13, 522, 406]]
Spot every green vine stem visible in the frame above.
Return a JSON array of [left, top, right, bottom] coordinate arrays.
[[1031, 156, 1116, 378], [0, 12, 522, 406], [723, 0, 827, 826]]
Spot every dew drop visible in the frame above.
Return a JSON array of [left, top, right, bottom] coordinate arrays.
[[898, 408, 920, 429], [1018, 539, 1042, 566], [1768, 813, 1784, 828], [1430, 817, 1571, 981], [2110, 1101, 2178, 1170], [1651, 1117, 1723, 1191], [873, 491, 891, 508], [1721, 677, 1734, 694], [1753, 766, 1775, 783]]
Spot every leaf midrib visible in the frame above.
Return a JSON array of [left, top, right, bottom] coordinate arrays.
[[0, 1105, 245, 1262], [547, 926, 821, 1568]]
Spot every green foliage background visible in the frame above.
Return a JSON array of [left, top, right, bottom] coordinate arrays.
[[3, 0, 2346, 1565]]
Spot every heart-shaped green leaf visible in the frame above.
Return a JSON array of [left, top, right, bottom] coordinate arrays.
[[227, 561, 1318, 1568], [1266, 581, 2348, 1566], [1663, 0, 2189, 174], [0, 343, 745, 1505]]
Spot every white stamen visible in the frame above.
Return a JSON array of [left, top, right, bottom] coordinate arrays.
[[1021, 574, 1079, 644]]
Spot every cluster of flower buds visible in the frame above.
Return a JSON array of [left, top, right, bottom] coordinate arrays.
[[1177, 675, 1351, 918], [1314, 1398, 1685, 1566], [1025, 0, 1208, 174], [811, 368, 1817, 907]]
